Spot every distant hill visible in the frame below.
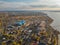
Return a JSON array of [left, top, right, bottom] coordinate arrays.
[[0, 11, 47, 16]]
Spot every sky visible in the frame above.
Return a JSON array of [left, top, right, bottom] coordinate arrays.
[[0, 0, 60, 10]]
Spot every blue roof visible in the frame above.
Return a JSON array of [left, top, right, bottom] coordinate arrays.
[[16, 20, 26, 26]]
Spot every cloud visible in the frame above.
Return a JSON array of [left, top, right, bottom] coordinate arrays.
[[0, 1, 33, 10], [0, 0, 60, 10], [30, 5, 60, 8], [0, 0, 38, 2]]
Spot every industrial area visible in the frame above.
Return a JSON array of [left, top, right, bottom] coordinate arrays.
[[0, 11, 60, 45]]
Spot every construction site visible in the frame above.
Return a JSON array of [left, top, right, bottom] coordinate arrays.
[[0, 11, 60, 45]]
